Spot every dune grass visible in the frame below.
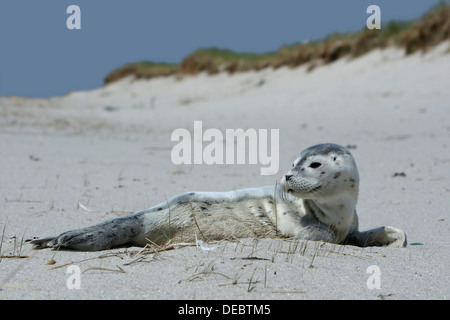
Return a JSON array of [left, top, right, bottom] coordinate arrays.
[[104, 61, 179, 84], [104, 3, 450, 84], [0, 224, 28, 261]]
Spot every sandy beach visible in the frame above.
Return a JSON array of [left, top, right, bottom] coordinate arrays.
[[0, 43, 449, 299]]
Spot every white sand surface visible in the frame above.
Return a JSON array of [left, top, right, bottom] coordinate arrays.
[[0, 43, 449, 299]]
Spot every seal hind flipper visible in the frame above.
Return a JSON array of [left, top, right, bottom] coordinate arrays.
[[31, 216, 146, 251], [30, 236, 57, 249]]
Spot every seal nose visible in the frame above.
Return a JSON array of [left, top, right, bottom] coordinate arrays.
[[285, 174, 293, 181]]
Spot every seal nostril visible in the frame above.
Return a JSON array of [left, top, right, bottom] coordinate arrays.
[[285, 174, 293, 181]]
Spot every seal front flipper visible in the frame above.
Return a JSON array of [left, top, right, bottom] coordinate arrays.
[[348, 226, 407, 248], [31, 215, 145, 251]]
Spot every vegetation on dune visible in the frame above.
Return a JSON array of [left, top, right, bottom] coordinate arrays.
[[104, 61, 179, 84], [104, 4, 450, 84]]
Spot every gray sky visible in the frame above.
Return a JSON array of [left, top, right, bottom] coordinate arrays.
[[0, 0, 444, 97]]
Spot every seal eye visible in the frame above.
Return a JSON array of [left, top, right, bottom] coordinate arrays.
[[309, 162, 322, 169]]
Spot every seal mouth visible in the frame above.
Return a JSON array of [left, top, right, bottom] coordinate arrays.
[[283, 181, 321, 196], [286, 186, 320, 194]]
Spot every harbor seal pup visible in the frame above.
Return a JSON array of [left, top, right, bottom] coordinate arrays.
[[31, 143, 407, 251]]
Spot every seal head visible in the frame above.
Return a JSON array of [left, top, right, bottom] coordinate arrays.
[[281, 143, 359, 200]]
